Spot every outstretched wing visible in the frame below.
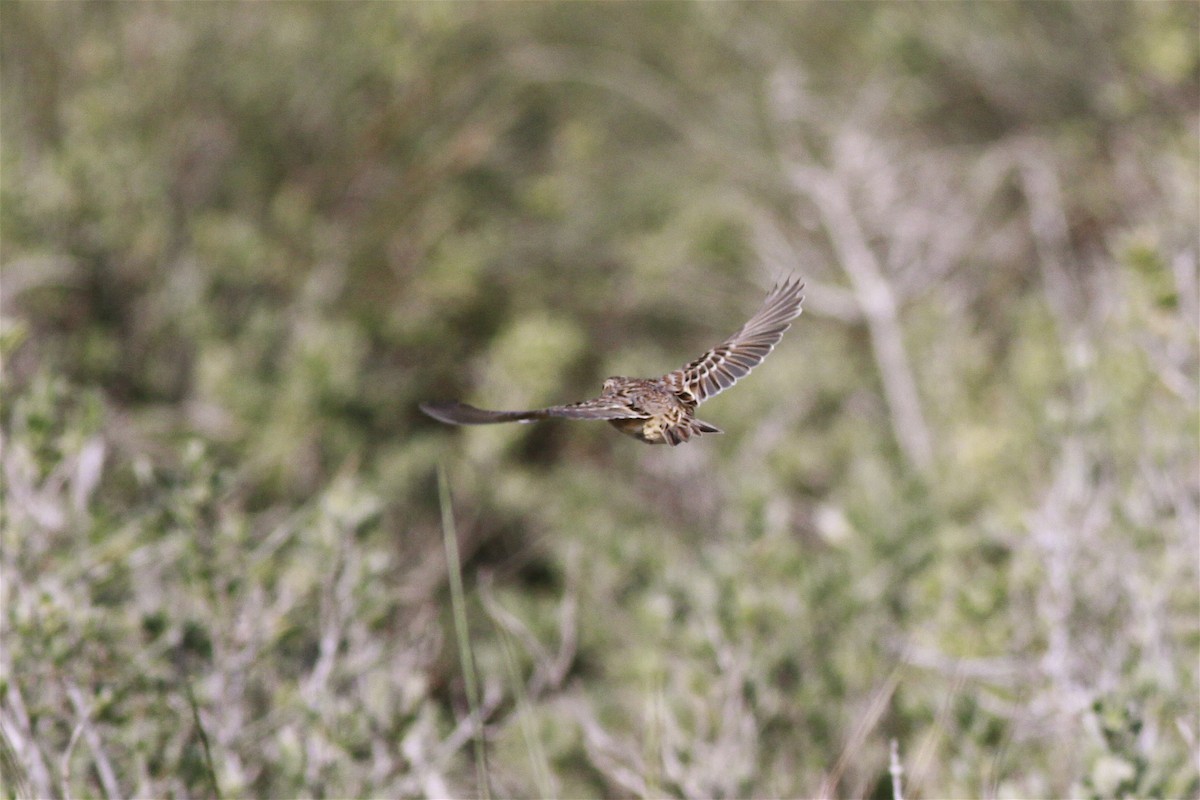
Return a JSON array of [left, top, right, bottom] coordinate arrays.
[[420, 396, 645, 426], [663, 276, 804, 405]]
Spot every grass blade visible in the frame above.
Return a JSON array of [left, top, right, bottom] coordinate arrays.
[[438, 463, 490, 799]]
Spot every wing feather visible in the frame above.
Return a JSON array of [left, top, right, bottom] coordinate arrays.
[[543, 397, 649, 420], [664, 276, 804, 404], [420, 397, 644, 426]]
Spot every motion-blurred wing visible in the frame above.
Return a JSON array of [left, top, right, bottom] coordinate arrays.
[[420, 402, 543, 425], [420, 397, 644, 426], [542, 397, 650, 420], [664, 276, 804, 404]]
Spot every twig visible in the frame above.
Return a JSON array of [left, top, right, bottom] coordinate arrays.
[[570, 698, 653, 799], [790, 165, 935, 473], [1, 682, 52, 800], [817, 667, 901, 799], [432, 682, 504, 768], [492, 622, 556, 799], [64, 682, 122, 800], [184, 679, 222, 800], [60, 718, 86, 800], [909, 669, 966, 797], [889, 738, 904, 800]]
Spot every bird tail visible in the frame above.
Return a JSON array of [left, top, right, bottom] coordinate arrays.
[[662, 418, 723, 446]]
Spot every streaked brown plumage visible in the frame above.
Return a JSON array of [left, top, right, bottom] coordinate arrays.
[[420, 276, 804, 446]]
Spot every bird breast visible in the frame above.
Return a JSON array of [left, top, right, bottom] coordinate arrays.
[[608, 416, 664, 444]]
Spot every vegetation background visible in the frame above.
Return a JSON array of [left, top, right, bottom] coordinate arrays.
[[2, 3, 1197, 798]]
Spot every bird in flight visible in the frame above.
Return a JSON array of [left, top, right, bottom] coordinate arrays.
[[421, 276, 804, 446]]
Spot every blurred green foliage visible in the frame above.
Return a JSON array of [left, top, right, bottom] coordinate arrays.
[[2, 3, 1198, 798]]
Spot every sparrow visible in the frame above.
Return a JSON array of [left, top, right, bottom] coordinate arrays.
[[420, 276, 804, 446]]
